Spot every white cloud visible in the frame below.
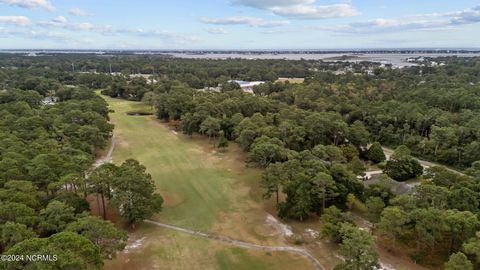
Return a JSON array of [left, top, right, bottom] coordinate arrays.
[[231, 0, 359, 19], [99, 26, 199, 44], [450, 5, 480, 24], [348, 19, 449, 33], [261, 28, 299, 34], [69, 7, 91, 17], [270, 4, 359, 19], [74, 22, 94, 30], [231, 0, 314, 9], [201, 16, 289, 28], [0, 0, 54, 11], [0, 27, 70, 41], [37, 17, 195, 44], [207, 27, 228, 34], [0, 16, 31, 26], [52, 16, 68, 24], [318, 5, 480, 34], [38, 16, 67, 27], [38, 16, 96, 31]]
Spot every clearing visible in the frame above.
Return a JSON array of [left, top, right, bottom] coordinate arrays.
[[276, 77, 305, 83]]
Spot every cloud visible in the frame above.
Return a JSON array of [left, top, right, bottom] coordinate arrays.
[[69, 7, 91, 17], [52, 15, 67, 24], [270, 4, 359, 19], [231, 0, 359, 19], [201, 16, 289, 28], [207, 27, 228, 34], [231, 0, 314, 9], [348, 19, 449, 33], [39, 19, 198, 44], [98, 26, 199, 44], [0, 27, 25, 35], [75, 22, 94, 30], [319, 5, 480, 34], [38, 16, 68, 27], [37, 17, 194, 44], [0, 27, 69, 41], [0, 0, 54, 11], [261, 28, 299, 34], [38, 16, 96, 31], [0, 16, 31, 26], [450, 5, 480, 24]]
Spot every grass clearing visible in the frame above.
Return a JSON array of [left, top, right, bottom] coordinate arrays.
[[276, 77, 305, 84], [101, 96, 316, 270]]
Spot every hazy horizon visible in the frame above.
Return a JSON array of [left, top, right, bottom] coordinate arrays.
[[1, 48, 480, 52]]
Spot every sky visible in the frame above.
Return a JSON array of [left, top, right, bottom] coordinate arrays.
[[0, 0, 479, 49]]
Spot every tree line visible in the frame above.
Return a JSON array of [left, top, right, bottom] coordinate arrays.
[[0, 83, 163, 269]]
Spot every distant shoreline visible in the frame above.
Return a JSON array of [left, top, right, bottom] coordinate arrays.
[[1, 49, 480, 54], [2, 49, 479, 68]]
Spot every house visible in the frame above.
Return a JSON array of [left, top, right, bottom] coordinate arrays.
[[199, 86, 221, 93], [42, 96, 59, 105], [229, 80, 265, 94]]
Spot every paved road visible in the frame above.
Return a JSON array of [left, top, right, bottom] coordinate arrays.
[[97, 132, 324, 270], [144, 220, 324, 270], [382, 146, 466, 176]]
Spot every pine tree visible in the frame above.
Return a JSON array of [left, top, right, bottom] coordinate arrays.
[[217, 131, 229, 151]]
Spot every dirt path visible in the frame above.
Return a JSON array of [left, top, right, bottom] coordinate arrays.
[[94, 133, 115, 168], [144, 219, 324, 270]]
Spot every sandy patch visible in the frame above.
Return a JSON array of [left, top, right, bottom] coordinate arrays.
[[380, 263, 396, 270], [160, 191, 185, 207], [124, 237, 147, 253], [266, 214, 293, 237]]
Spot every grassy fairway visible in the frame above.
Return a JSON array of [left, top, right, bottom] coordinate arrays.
[[275, 77, 305, 84], [101, 96, 315, 270]]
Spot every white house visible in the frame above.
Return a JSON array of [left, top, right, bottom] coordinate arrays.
[[229, 80, 265, 94], [42, 96, 59, 105]]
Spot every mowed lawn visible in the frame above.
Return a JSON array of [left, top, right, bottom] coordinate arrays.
[[106, 97, 233, 230], [101, 96, 315, 270]]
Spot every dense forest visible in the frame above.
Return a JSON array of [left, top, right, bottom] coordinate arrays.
[[0, 63, 163, 269], [1, 53, 480, 269], [140, 55, 480, 268]]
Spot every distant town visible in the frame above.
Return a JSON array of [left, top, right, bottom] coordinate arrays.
[[1, 49, 480, 54]]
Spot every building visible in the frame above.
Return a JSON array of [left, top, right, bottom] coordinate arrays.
[[200, 86, 221, 93], [229, 80, 265, 94], [42, 96, 59, 105]]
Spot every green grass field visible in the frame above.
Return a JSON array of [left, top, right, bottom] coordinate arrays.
[[101, 96, 315, 270], [275, 77, 305, 84]]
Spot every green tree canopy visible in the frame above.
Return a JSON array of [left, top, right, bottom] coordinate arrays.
[[110, 159, 163, 226], [66, 216, 127, 259], [444, 252, 473, 270], [366, 142, 386, 163]]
